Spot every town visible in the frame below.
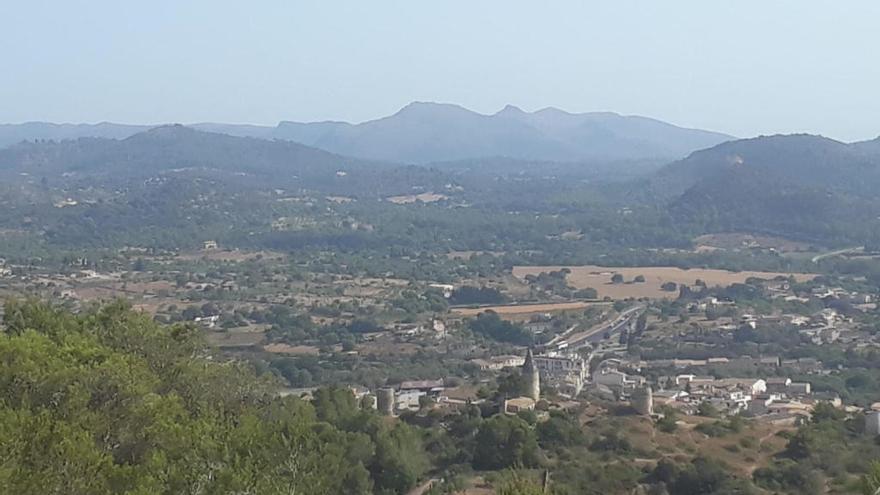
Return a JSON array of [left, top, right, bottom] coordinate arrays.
[[5, 233, 880, 493]]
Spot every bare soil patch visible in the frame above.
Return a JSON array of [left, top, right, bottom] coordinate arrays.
[[387, 192, 448, 204], [262, 343, 320, 355], [694, 233, 814, 253], [357, 341, 421, 356], [207, 331, 266, 348], [613, 415, 792, 477], [451, 301, 594, 317], [176, 250, 285, 262]]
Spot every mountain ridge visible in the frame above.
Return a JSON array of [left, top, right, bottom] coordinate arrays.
[[271, 102, 734, 163], [0, 125, 391, 182], [0, 103, 734, 164]]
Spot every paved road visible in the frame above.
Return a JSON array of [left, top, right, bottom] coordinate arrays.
[[555, 305, 643, 349], [811, 246, 863, 264], [544, 322, 584, 348]]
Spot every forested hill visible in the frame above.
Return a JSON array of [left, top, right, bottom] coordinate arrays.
[[655, 134, 880, 198], [654, 134, 880, 245], [0, 125, 394, 182], [0, 300, 428, 494]]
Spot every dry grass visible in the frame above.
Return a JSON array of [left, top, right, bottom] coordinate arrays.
[[262, 343, 320, 355], [357, 341, 421, 356], [206, 330, 266, 348], [445, 250, 504, 260], [176, 250, 285, 262], [694, 233, 813, 253], [451, 301, 595, 317], [74, 280, 174, 302], [386, 192, 448, 204], [610, 415, 792, 477], [512, 265, 816, 300]]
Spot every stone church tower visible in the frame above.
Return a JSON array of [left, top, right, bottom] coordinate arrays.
[[522, 348, 540, 401]]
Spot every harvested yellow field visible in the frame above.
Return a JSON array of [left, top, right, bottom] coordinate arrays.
[[451, 301, 594, 317], [176, 249, 285, 262], [512, 265, 816, 300], [207, 331, 266, 348], [263, 343, 320, 355], [693, 233, 812, 253], [386, 192, 448, 204]]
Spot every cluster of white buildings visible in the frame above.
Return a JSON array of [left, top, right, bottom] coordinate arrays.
[[470, 354, 525, 371], [532, 352, 589, 398], [650, 374, 823, 422], [472, 349, 588, 398], [591, 357, 828, 423], [626, 355, 825, 374]]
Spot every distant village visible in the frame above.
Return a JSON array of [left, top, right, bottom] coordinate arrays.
[[268, 275, 880, 441], [6, 244, 880, 444]]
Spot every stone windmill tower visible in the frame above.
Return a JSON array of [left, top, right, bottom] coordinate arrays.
[[522, 348, 540, 401]]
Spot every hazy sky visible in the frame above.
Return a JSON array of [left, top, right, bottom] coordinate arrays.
[[2, 1, 879, 141]]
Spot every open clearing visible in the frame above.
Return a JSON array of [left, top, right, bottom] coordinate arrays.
[[693, 233, 814, 253], [263, 343, 320, 355], [386, 192, 448, 204], [513, 265, 817, 300], [451, 301, 596, 317], [175, 249, 285, 262]]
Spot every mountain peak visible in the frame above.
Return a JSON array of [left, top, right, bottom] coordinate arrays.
[[134, 124, 194, 138], [534, 106, 570, 116], [122, 125, 220, 146], [495, 104, 527, 117], [396, 101, 466, 114]]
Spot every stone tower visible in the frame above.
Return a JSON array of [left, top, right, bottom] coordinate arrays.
[[866, 411, 880, 436], [376, 388, 395, 417], [632, 385, 653, 416], [522, 348, 540, 401]]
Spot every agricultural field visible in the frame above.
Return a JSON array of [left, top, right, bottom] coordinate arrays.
[[206, 328, 268, 348], [386, 192, 448, 204], [693, 233, 815, 253], [512, 265, 817, 300], [450, 300, 600, 317], [174, 249, 286, 262]]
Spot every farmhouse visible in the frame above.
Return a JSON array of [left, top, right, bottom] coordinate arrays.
[[399, 379, 445, 396], [470, 355, 525, 371]]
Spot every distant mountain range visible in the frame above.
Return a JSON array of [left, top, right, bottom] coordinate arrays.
[[268, 102, 735, 163], [0, 125, 386, 180], [0, 102, 733, 164], [0, 125, 452, 199], [4, 121, 880, 246]]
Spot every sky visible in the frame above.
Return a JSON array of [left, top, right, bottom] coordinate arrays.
[[1, 0, 879, 141]]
